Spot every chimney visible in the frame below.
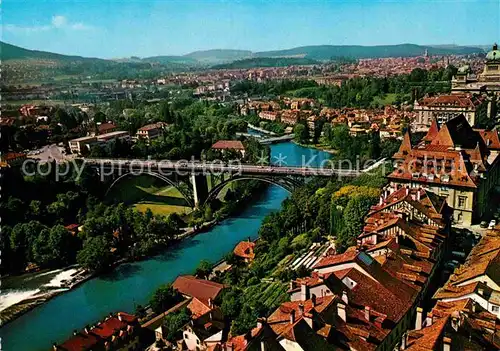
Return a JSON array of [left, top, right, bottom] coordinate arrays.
[[260, 341, 266, 351], [301, 283, 310, 301], [208, 298, 213, 308], [337, 302, 347, 322], [426, 312, 433, 327], [257, 318, 264, 329], [364, 306, 371, 322], [415, 307, 423, 330], [472, 300, 477, 313], [226, 343, 233, 351], [84, 326, 89, 334], [342, 290, 349, 305], [417, 189, 421, 201], [443, 336, 451, 351], [289, 310, 295, 324], [117, 313, 122, 322], [405, 187, 410, 196], [401, 332, 408, 350], [298, 304, 305, 316]]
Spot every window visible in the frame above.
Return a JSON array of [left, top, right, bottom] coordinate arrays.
[[492, 306, 499, 312], [458, 196, 467, 209], [184, 333, 189, 340]]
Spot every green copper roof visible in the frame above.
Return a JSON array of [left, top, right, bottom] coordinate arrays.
[[486, 43, 500, 61]]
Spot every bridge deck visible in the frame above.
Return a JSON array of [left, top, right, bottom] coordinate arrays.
[[85, 159, 363, 177]]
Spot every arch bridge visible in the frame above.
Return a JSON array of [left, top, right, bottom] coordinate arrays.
[[86, 158, 361, 207]]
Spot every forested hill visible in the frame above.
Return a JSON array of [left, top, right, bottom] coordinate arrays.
[[1, 41, 484, 64], [255, 44, 484, 60], [211, 57, 320, 69], [0, 41, 103, 62]]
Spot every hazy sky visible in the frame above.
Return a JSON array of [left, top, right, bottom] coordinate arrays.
[[2, 0, 499, 58]]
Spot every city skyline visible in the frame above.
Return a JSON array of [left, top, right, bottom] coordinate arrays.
[[2, 0, 499, 59]]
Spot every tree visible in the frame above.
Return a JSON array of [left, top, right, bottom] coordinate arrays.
[[10, 221, 47, 264], [76, 236, 112, 272], [150, 283, 182, 314], [232, 304, 258, 335], [220, 290, 242, 319], [161, 308, 191, 342], [338, 194, 377, 249], [195, 260, 212, 279], [293, 123, 310, 144]]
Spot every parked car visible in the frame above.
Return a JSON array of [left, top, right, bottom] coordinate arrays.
[[488, 220, 497, 229]]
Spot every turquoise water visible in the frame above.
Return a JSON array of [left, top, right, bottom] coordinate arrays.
[[0, 142, 331, 351]]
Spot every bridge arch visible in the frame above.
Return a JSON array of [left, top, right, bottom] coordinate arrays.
[[202, 175, 303, 206], [105, 172, 195, 208]]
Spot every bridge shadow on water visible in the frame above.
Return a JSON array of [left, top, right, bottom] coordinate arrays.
[[155, 237, 202, 262]]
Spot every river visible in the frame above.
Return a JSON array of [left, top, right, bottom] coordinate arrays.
[[0, 141, 331, 351]]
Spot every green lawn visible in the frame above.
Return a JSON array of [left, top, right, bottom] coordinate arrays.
[[106, 175, 192, 217], [372, 93, 397, 106]]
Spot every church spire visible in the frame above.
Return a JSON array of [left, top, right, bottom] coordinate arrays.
[[423, 117, 440, 143]]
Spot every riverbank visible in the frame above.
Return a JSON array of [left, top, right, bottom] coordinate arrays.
[[0, 182, 265, 328], [292, 140, 337, 155], [0, 267, 93, 327]]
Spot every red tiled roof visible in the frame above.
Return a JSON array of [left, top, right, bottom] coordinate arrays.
[[138, 122, 167, 131], [97, 122, 116, 133], [233, 241, 255, 260], [211, 140, 245, 150], [173, 275, 226, 305], [57, 312, 137, 351]]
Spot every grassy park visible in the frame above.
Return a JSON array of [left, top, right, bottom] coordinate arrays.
[[106, 175, 192, 217]]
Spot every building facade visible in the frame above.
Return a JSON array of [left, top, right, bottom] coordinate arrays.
[[388, 115, 500, 225]]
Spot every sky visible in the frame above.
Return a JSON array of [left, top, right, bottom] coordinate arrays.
[[2, 0, 499, 59]]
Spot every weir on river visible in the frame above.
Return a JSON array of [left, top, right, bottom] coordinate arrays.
[[0, 140, 331, 351]]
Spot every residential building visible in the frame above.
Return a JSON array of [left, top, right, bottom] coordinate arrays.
[[280, 110, 299, 126], [181, 306, 227, 351], [233, 240, 256, 263], [69, 131, 130, 154], [54, 312, 140, 351], [401, 299, 500, 350], [69, 136, 97, 154], [413, 94, 485, 131], [172, 275, 227, 306], [433, 228, 500, 318], [388, 115, 500, 225], [211, 140, 246, 157], [95, 122, 117, 136], [96, 131, 131, 143], [258, 111, 280, 122], [136, 122, 168, 141], [223, 319, 285, 351]]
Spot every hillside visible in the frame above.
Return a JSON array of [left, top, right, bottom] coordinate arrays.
[[183, 49, 252, 64], [142, 55, 200, 65], [0, 41, 103, 62], [254, 44, 484, 60], [212, 57, 320, 69]]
